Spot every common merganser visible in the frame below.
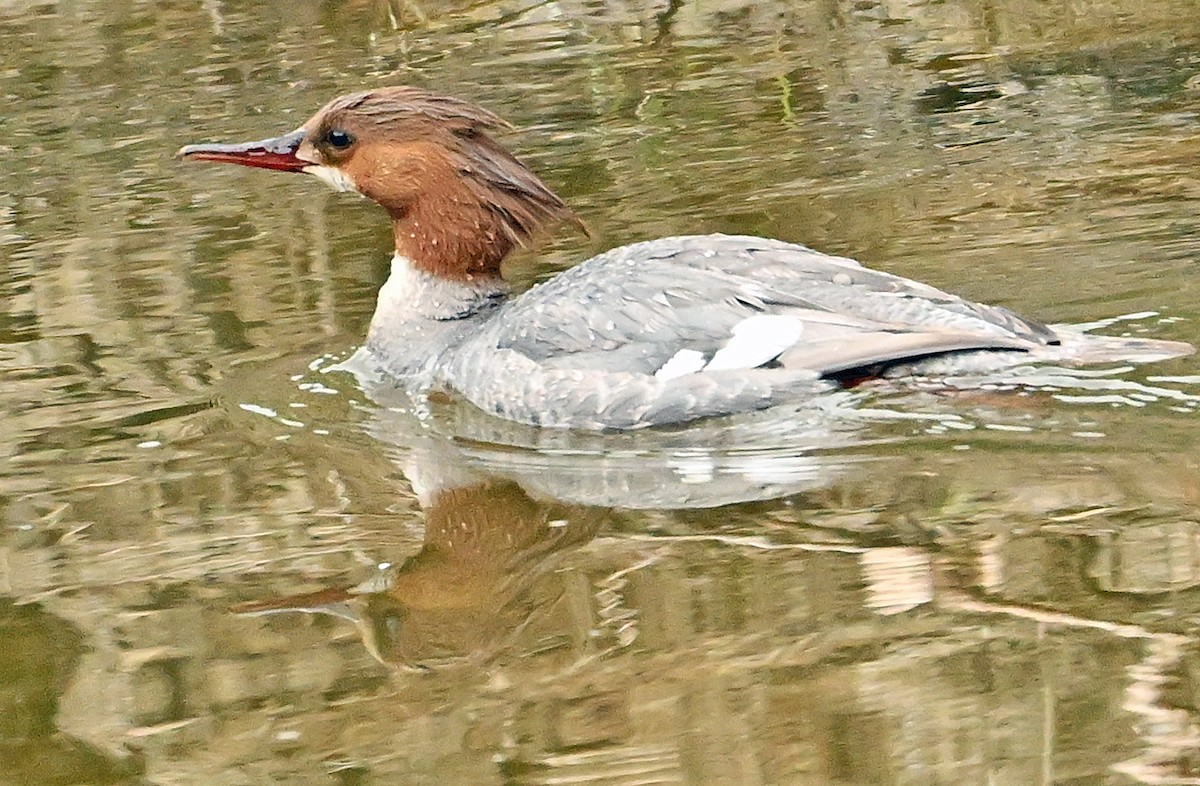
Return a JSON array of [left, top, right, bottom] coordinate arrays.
[[179, 87, 1193, 430]]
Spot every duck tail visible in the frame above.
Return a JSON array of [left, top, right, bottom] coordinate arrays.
[[1045, 328, 1194, 365]]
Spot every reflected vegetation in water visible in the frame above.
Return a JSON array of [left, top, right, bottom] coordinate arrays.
[[3, 0, 1200, 783]]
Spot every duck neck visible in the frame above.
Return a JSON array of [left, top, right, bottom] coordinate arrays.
[[388, 175, 516, 282], [365, 252, 508, 376]]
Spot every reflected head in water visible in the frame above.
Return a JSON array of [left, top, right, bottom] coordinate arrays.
[[233, 478, 603, 670]]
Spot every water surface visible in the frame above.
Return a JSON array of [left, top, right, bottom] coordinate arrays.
[[3, 0, 1200, 783]]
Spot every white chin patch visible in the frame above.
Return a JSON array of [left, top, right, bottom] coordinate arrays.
[[303, 165, 358, 194]]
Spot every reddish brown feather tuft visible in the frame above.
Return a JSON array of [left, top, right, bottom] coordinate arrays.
[[304, 87, 584, 281]]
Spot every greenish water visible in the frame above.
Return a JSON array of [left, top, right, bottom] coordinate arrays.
[[3, 0, 1200, 783]]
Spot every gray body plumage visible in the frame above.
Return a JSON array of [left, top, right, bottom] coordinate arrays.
[[361, 234, 1190, 430]]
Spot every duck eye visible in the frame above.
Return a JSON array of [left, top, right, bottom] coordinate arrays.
[[325, 129, 354, 150]]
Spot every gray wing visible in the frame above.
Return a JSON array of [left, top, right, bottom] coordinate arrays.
[[438, 235, 1059, 429], [480, 234, 1057, 377]]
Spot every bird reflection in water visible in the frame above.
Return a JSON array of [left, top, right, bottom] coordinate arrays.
[[233, 477, 605, 671]]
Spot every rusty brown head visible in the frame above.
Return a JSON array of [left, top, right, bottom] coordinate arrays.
[[179, 87, 585, 281]]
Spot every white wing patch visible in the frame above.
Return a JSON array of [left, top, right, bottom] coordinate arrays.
[[654, 348, 706, 381], [705, 314, 805, 371], [304, 165, 359, 194], [653, 315, 805, 381]]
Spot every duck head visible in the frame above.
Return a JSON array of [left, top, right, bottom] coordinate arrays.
[[179, 86, 581, 282]]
